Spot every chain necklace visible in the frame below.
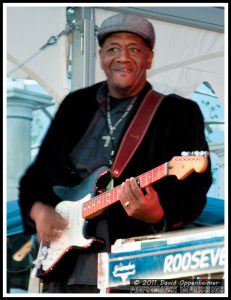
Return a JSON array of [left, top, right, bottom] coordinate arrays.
[[102, 95, 137, 153]]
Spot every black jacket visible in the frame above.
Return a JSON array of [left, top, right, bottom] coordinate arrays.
[[19, 81, 212, 243]]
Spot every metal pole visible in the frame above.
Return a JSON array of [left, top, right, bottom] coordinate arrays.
[[71, 7, 96, 91]]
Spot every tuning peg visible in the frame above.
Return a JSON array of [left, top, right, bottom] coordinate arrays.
[[199, 151, 209, 156], [181, 151, 189, 156], [192, 151, 201, 156], [193, 151, 209, 156]]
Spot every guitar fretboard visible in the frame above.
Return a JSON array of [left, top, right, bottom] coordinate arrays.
[[82, 163, 167, 219]]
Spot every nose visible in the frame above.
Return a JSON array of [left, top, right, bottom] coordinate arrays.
[[116, 47, 131, 61]]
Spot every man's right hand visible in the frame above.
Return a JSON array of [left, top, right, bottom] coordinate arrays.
[[30, 202, 68, 243]]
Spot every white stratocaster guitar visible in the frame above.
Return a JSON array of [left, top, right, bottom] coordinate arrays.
[[32, 151, 208, 281]]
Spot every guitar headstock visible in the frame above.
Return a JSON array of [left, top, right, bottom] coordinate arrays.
[[168, 151, 209, 180]]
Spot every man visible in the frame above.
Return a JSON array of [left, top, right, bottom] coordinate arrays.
[[19, 13, 212, 293]]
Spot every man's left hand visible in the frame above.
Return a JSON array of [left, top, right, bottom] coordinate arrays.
[[119, 177, 164, 224]]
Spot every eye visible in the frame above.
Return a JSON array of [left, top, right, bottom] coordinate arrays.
[[107, 47, 120, 53], [129, 47, 141, 54]]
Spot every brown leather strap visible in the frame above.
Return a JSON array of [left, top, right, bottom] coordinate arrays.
[[111, 90, 165, 178]]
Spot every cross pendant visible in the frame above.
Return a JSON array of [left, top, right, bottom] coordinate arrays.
[[102, 135, 115, 147]]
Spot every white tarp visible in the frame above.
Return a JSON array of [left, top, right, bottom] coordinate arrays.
[[6, 6, 70, 103], [6, 6, 224, 106], [94, 8, 224, 106]]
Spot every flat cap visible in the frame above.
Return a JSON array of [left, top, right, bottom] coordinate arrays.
[[97, 13, 155, 49]]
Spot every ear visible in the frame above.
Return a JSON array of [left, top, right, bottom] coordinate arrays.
[[146, 50, 154, 70], [99, 48, 103, 69]]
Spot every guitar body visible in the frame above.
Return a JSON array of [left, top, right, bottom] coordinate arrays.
[[32, 152, 208, 281], [34, 166, 112, 281]]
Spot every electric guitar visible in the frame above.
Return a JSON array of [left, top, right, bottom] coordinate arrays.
[[32, 151, 208, 281]]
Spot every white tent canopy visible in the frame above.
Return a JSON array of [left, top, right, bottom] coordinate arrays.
[[7, 6, 70, 103], [6, 6, 225, 105]]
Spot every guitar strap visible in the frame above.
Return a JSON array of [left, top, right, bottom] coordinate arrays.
[[111, 89, 165, 178]]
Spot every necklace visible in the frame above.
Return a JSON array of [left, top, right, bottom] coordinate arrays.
[[102, 95, 137, 149]]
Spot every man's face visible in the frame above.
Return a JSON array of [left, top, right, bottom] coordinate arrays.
[[99, 32, 153, 98]]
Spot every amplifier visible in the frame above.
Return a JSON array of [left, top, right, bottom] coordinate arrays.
[[97, 225, 224, 289]]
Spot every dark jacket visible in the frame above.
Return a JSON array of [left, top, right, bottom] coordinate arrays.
[[19, 81, 212, 244]]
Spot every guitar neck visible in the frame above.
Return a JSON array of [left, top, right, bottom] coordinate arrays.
[[82, 163, 167, 219]]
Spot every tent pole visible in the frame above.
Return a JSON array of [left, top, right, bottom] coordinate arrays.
[[71, 7, 96, 92]]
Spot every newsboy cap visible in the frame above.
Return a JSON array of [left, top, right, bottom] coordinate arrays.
[[97, 13, 155, 49]]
